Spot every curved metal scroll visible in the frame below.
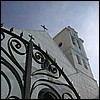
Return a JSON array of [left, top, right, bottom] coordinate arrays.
[[1, 26, 81, 99]]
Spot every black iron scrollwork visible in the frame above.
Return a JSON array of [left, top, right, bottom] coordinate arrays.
[[1, 25, 81, 99], [1, 30, 5, 41], [1, 27, 27, 99]]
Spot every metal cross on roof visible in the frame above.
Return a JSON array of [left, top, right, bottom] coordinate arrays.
[[41, 25, 48, 31]]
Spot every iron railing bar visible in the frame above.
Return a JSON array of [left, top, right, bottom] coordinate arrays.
[[23, 38, 33, 99]]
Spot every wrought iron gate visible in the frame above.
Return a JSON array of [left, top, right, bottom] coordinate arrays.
[[1, 25, 81, 99]]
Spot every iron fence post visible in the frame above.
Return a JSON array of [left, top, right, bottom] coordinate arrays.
[[23, 38, 33, 99]]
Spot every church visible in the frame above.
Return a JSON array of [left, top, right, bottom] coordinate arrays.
[[1, 25, 99, 99]]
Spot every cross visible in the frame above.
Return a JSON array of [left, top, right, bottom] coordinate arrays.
[[29, 35, 34, 40], [41, 25, 48, 31]]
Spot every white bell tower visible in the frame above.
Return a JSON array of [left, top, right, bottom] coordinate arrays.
[[53, 26, 94, 78]]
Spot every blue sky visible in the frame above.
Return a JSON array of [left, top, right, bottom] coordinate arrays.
[[1, 1, 99, 85]]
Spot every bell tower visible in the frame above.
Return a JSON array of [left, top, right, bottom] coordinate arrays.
[[53, 26, 94, 78]]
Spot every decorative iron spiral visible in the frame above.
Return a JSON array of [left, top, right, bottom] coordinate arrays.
[[32, 49, 45, 64], [8, 37, 27, 55]]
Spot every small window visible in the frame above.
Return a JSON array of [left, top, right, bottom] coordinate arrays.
[[58, 42, 62, 47], [82, 59, 88, 69], [77, 40, 81, 49], [41, 59, 49, 70], [71, 36, 76, 45], [76, 55, 82, 65]]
